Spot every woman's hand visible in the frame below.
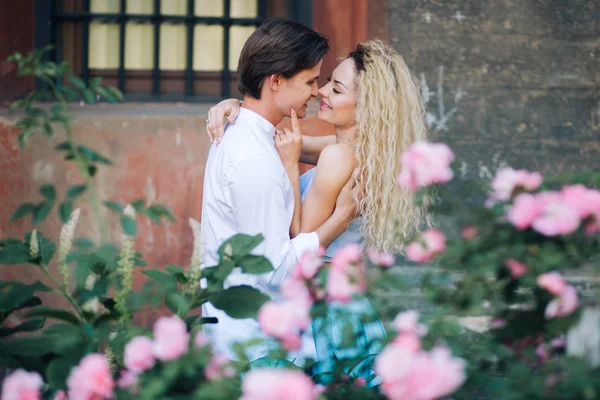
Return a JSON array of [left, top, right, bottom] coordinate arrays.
[[206, 98, 242, 144], [275, 108, 303, 172]]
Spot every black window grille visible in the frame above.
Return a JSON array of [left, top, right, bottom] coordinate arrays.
[[35, 0, 312, 102]]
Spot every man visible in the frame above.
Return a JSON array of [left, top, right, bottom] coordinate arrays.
[[201, 19, 357, 360]]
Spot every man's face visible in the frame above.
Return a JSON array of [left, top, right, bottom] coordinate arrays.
[[274, 61, 322, 119]]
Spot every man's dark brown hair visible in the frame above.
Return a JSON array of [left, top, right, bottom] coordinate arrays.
[[237, 19, 329, 99]]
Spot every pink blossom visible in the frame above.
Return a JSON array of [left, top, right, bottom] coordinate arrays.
[[67, 353, 114, 400], [491, 319, 506, 329], [294, 249, 324, 280], [537, 272, 568, 296], [507, 193, 541, 230], [241, 369, 319, 400], [205, 353, 236, 381], [535, 344, 549, 362], [52, 391, 67, 400], [152, 315, 190, 361], [551, 337, 567, 349], [124, 336, 155, 374], [367, 247, 395, 267], [397, 141, 455, 192], [405, 229, 446, 263], [505, 259, 528, 278], [489, 168, 542, 202], [258, 301, 306, 346], [326, 267, 366, 303], [355, 378, 367, 387], [393, 333, 422, 352], [281, 278, 313, 311], [561, 185, 600, 234], [1, 369, 43, 400], [393, 310, 428, 337], [117, 370, 138, 389], [331, 243, 362, 272], [195, 331, 209, 348], [375, 344, 466, 400], [532, 193, 580, 236], [461, 226, 478, 240], [545, 285, 579, 319]]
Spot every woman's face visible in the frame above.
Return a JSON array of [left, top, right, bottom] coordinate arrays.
[[317, 58, 357, 127]]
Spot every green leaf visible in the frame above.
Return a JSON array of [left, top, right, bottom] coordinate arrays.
[[120, 215, 138, 237], [0, 281, 51, 312], [73, 237, 94, 248], [46, 356, 79, 390], [0, 241, 30, 264], [0, 318, 45, 337], [131, 199, 145, 211], [106, 86, 124, 101], [142, 269, 177, 289], [25, 307, 80, 325], [51, 103, 64, 117], [78, 145, 112, 165], [59, 201, 72, 223], [165, 293, 189, 316], [146, 204, 176, 223], [214, 259, 236, 281], [207, 285, 269, 319], [68, 76, 86, 89], [2, 336, 55, 356], [88, 76, 102, 90], [104, 201, 123, 213], [67, 184, 87, 200], [42, 121, 52, 137], [165, 264, 188, 284], [238, 255, 273, 275], [33, 202, 52, 224], [10, 203, 36, 222], [81, 88, 96, 104], [217, 234, 264, 260], [40, 184, 56, 202], [37, 232, 56, 265]]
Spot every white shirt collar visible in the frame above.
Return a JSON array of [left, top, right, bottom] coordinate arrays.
[[238, 107, 276, 139]]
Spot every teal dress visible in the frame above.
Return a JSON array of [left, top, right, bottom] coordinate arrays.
[[300, 168, 386, 382]]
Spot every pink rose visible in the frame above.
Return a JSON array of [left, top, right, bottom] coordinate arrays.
[[405, 229, 446, 263], [326, 267, 366, 303], [1, 369, 43, 400], [545, 285, 578, 319], [241, 369, 319, 400], [67, 353, 114, 400], [393, 310, 428, 337], [551, 337, 567, 349], [393, 333, 422, 352], [367, 247, 395, 267], [505, 259, 528, 278], [117, 370, 138, 390], [537, 272, 568, 295], [331, 243, 362, 272], [489, 168, 542, 202], [461, 226, 478, 240], [194, 331, 209, 348], [281, 278, 313, 312], [507, 193, 541, 230], [397, 142, 455, 192], [561, 185, 600, 234], [258, 301, 305, 344], [535, 344, 549, 363], [53, 391, 67, 400], [532, 193, 580, 236], [205, 353, 236, 381], [152, 315, 190, 361], [294, 249, 324, 280], [124, 336, 155, 374]]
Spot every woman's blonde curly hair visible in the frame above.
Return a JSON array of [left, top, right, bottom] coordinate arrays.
[[350, 40, 428, 253]]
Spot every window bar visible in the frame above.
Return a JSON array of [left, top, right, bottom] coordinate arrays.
[[82, 0, 90, 83], [258, 0, 267, 18], [152, 0, 161, 96], [118, 0, 126, 92], [185, 0, 195, 97], [222, 0, 231, 98], [54, 3, 63, 91]]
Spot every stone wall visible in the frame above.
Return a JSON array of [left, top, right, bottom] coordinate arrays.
[[388, 0, 599, 178]]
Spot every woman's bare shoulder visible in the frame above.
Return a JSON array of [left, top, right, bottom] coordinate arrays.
[[313, 143, 356, 184]]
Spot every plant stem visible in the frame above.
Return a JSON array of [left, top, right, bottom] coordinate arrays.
[[40, 264, 86, 320]]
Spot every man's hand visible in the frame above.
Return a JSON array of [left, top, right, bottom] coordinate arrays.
[[334, 169, 361, 226], [275, 108, 303, 171], [206, 98, 242, 144]]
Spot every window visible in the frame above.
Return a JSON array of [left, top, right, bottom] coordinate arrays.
[[37, 0, 309, 101]]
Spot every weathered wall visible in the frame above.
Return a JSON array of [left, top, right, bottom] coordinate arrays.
[[388, 0, 600, 177]]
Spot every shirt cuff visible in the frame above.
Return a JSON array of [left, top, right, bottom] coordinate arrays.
[[290, 232, 320, 259]]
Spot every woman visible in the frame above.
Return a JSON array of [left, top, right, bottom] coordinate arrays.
[[208, 40, 427, 379]]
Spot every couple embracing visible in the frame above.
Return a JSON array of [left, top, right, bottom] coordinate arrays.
[[201, 19, 427, 377]]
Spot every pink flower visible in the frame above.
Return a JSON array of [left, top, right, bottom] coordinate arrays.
[[1, 369, 43, 400], [241, 369, 318, 400], [489, 168, 543, 202], [537, 272, 568, 296], [505, 259, 528, 278], [405, 229, 446, 263], [461, 226, 478, 240], [67, 353, 114, 400], [281, 279, 313, 311], [561, 185, 600, 234], [152, 315, 190, 361], [205, 353, 236, 381], [507, 193, 541, 230], [535, 344, 549, 362], [124, 336, 155, 374], [551, 337, 567, 349], [117, 370, 138, 389], [545, 285, 578, 319], [331, 243, 362, 272], [258, 301, 306, 346], [294, 249, 324, 280], [532, 194, 580, 236], [393, 334, 422, 352], [393, 311, 428, 337], [326, 267, 366, 303], [491, 319, 506, 329], [52, 391, 67, 400], [375, 344, 466, 400], [367, 247, 395, 267], [397, 142, 455, 192], [195, 331, 209, 348]]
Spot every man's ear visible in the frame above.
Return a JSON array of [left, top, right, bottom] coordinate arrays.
[[268, 74, 284, 92]]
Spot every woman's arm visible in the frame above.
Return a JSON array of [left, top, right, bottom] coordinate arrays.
[[300, 135, 337, 165]]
